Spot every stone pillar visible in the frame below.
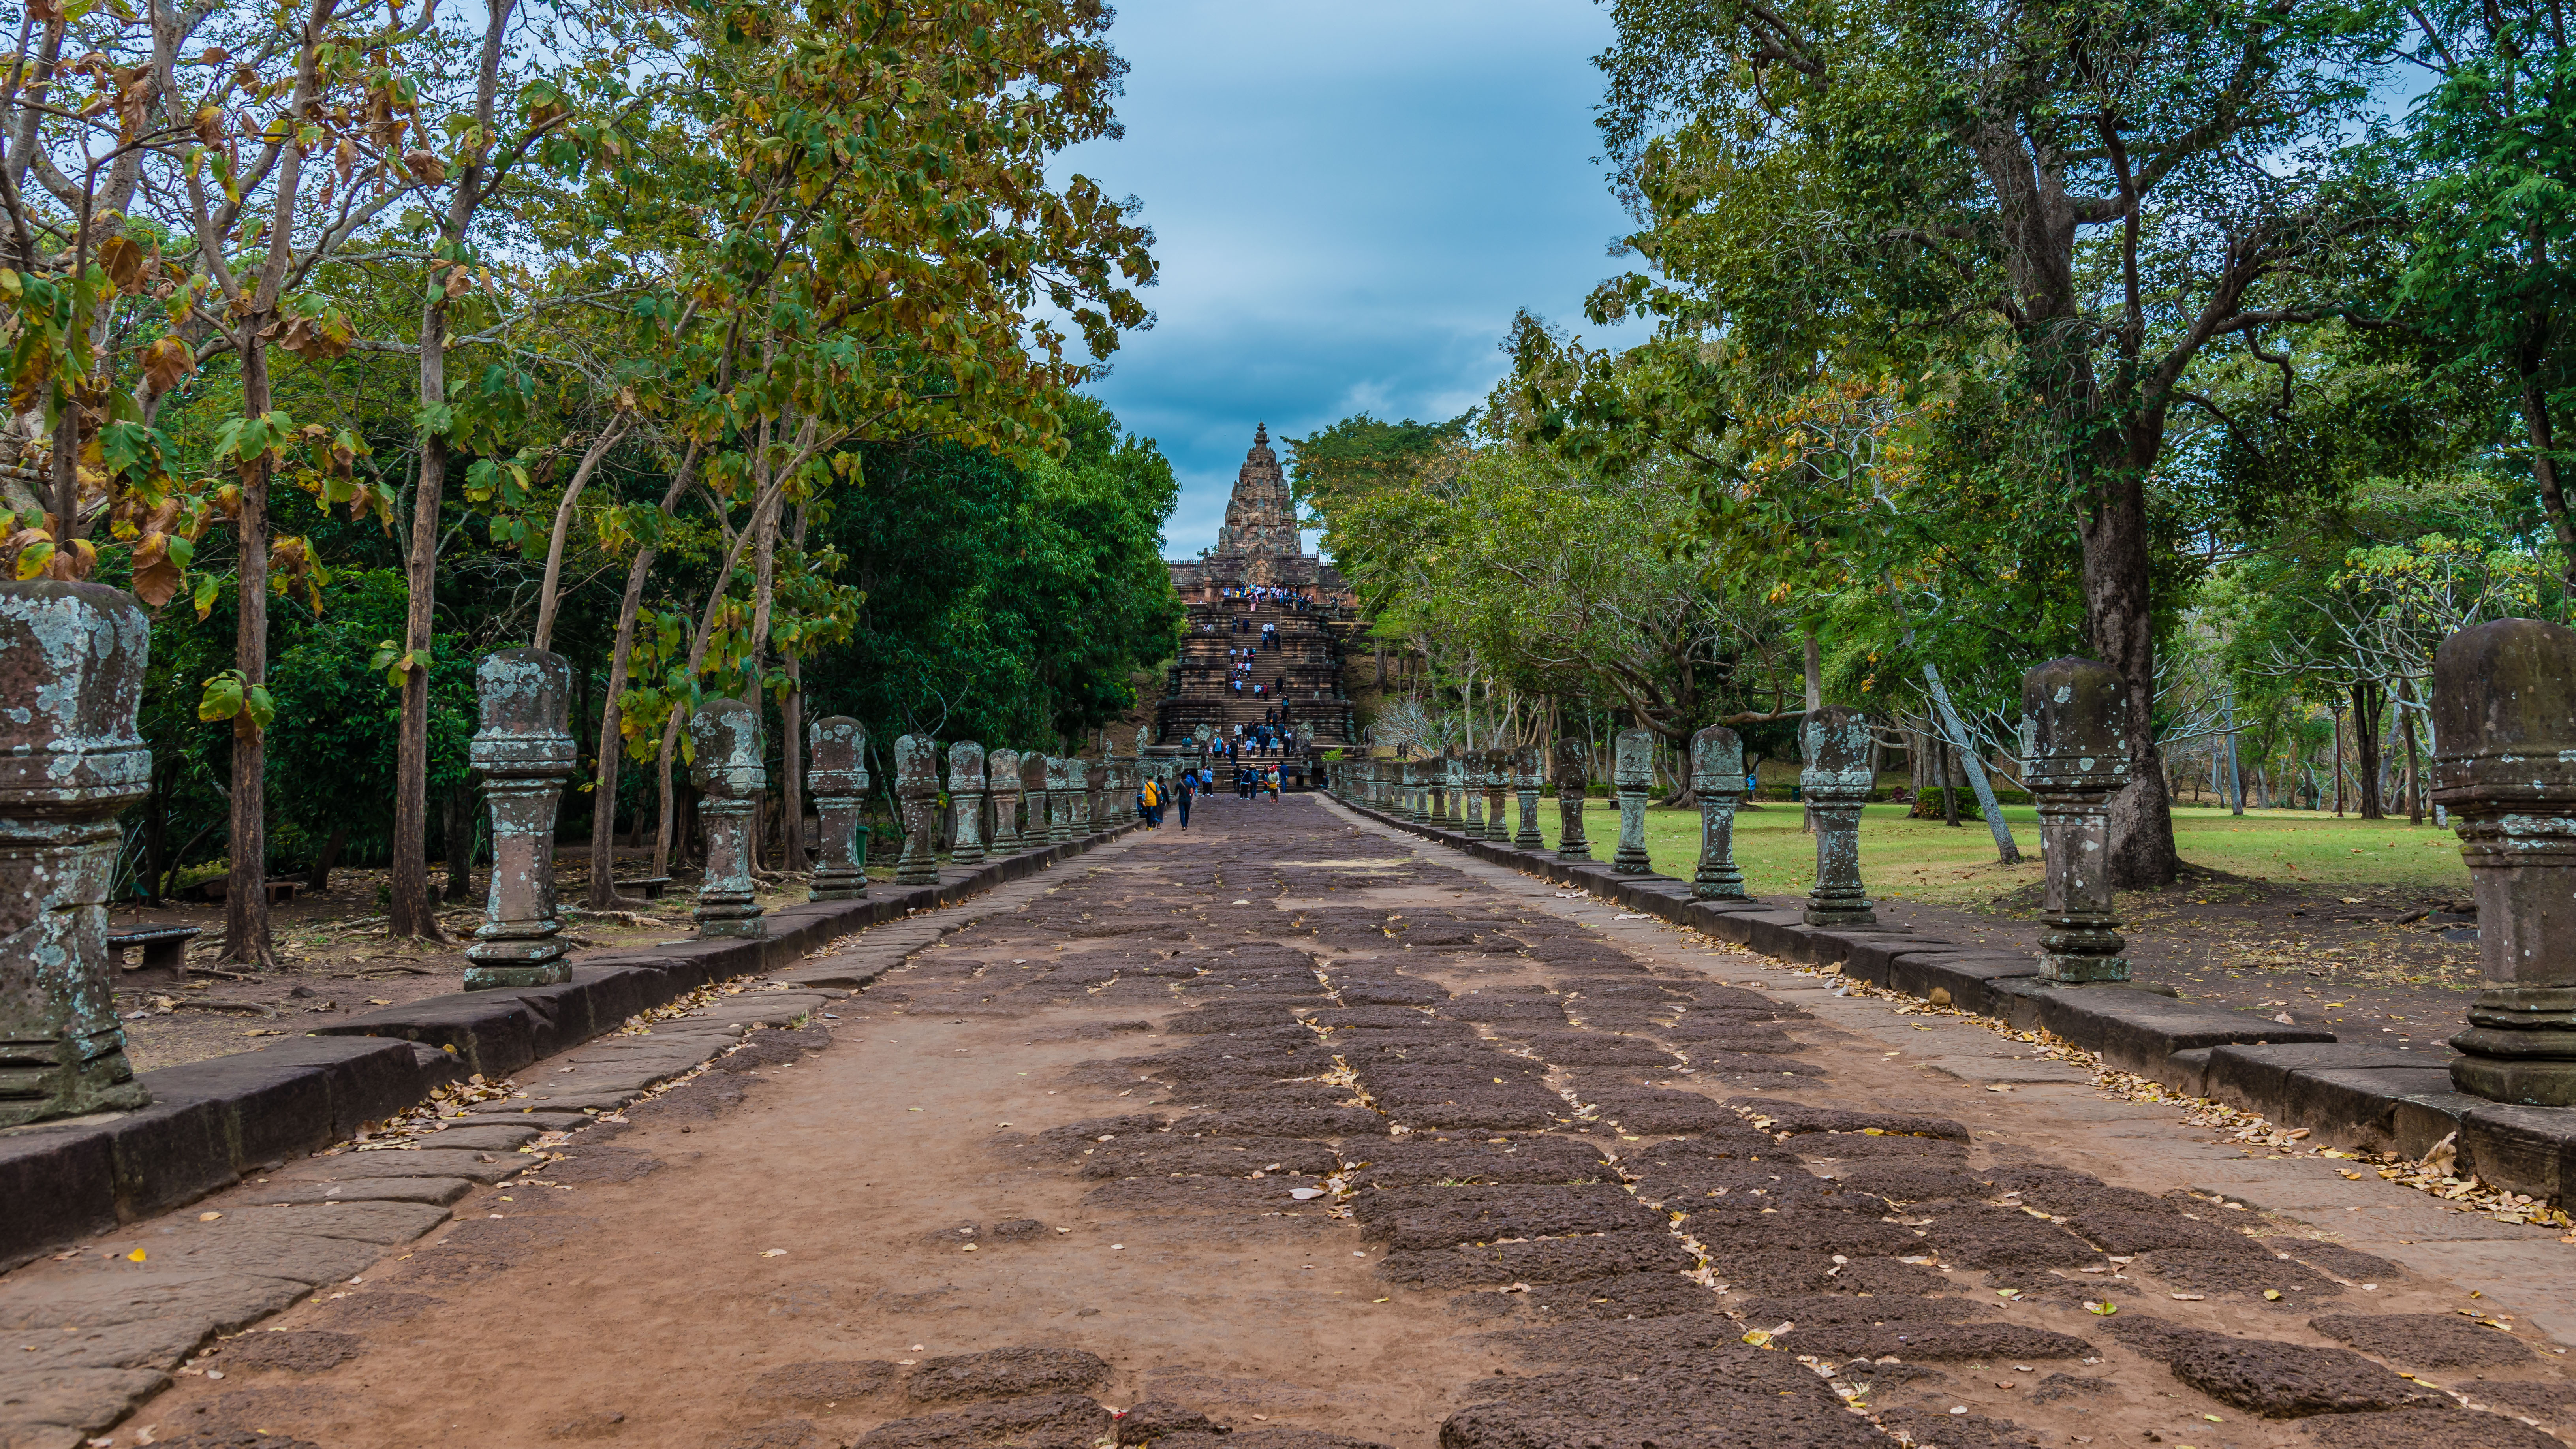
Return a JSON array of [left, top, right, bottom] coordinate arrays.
[[2433, 620, 2576, 1105], [0, 581, 151, 1126], [1460, 750, 1484, 833], [1800, 706, 1877, 928], [1046, 756, 1075, 845], [987, 748, 1023, 850], [464, 648, 576, 988], [2022, 658, 2130, 984], [947, 741, 987, 866], [892, 735, 943, 886], [1513, 746, 1543, 849], [807, 717, 868, 901], [689, 699, 768, 937], [1689, 724, 1747, 901], [1020, 752, 1050, 847], [1554, 738, 1591, 860], [1086, 760, 1109, 833], [1446, 750, 1467, 827], [1611, 727, 1654, 874], [1482, 749, 1512, 842]]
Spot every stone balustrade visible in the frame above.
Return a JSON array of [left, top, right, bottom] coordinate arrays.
[[0, 581, 152, 1126], [1689, 724, 1746, 901], [808, 718, 869, 900], [1612, 728, 1654, 875], [2022, 659, 2129, 985], [465, 648, 576, 987], [1800, 706, 1876, 928], [689, 699, 768, 937]]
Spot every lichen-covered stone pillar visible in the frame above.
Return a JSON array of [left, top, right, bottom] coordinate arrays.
[[1460, 750, 1484, 833], [987, 748, 1023, 850], [1021, 753, 1050, 847], [2433, 619, 2576, 1105], [1482, 749, 1512, 842], [464, 648, 576, 988], [1513, 746, 1543, 849], [1085, 761, 1109, 833], [1554, 738, 1592, 860], [689, 699, 768, 937], [1689, 724, 1747, 901], [892, 734, 943, 886], [1611, 728, 1654, 874], [1394, 759, 1418, 823], [807, 717, 868, 901], [1800, 706, 1877, 928], [1446, 750, 1468, 827], [947, 742, 988, 866], [2022, 658, 2131, 985], [0, 581, 152, 1126], [1045, 756, 1075, 845]]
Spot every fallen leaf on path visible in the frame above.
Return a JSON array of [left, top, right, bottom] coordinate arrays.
[[761, 1248, 787, 1257]]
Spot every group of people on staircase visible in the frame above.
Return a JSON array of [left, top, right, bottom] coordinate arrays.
[[1220, 584, 1316, 613]]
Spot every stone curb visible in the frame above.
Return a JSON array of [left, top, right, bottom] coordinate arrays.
[[1324, 793, 2576, 1205], [0, 824, 1139, 1272]]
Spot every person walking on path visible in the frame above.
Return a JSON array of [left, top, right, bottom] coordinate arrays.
[[1265, 764, 1281, 801], [1176, 770, 1195, 829], [1139, 775, 1160, 828]]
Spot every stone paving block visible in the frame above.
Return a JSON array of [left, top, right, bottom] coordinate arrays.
[[136, 1225, 382, 1289], [1887, 953, 2043, 1015], [229, 1199, 449, 1246], [2001, 981, 2336, 1077], [0, 1366, 170, 1442], [403, 1124, 539, 1152], [271, 1148, 523, 1184], [237, 1177, 473, 1207], [1920, 1055, 2092, 1085], [2461, 1105, 2576, 1205], [2204, 1043, 2453, 1128], [2272, 1067, 2463, 1155]]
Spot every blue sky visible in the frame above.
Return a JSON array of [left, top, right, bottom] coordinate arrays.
[[1054, 1, 1645, 557]]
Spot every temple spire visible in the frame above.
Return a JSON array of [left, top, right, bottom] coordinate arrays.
[[1216, 423, 1295, 559]]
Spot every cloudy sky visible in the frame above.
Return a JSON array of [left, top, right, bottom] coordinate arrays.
[[1054, 1, 1645, 557]]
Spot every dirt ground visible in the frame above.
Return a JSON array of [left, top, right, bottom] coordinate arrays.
[[106, 857, 815, 1073], [100, 795, 2576, 1449], [1859, 877, 2485, 1056]]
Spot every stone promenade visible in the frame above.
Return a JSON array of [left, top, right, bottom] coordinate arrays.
[[13, 793, 2576, 1449]]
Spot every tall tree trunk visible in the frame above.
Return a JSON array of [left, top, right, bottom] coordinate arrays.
[[304, 826, 349, 893], [653, 709, 683, 874], [442, 779, 476, 902], [1801, 627, 1823, 834], [1939, 738, 1960, 826], [2072, 443, 2181, 883], [142, 760, 168, 906], [391, 0, 517, 938], [2523, 387, 2576, 606], [782, 655, 805, 869], [2351, 680, 2385, 820], [391, 329, 448, 942], [2332, 707, 2345, 816], [586, 453, 700, 907], [222, 342, 273, 966], [2399, 682, 2425, 825]]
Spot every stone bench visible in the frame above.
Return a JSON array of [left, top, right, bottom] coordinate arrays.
[[107, 925, 201, 971]]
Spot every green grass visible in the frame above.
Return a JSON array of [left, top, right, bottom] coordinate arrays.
[[1486, 798, 2469, 909]]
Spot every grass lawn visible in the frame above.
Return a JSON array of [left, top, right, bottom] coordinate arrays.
[[1498, 797, 2470, 910]]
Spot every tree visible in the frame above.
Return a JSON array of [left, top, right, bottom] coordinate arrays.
[[2399, 0, 2576, 605], [1574, 0, 2402, 883]]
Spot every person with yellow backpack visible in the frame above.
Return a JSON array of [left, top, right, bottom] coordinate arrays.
[[1138, 774, 1161, 828]]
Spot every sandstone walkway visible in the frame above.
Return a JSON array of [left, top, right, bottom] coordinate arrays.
[[29, 794, 2576, 1449]]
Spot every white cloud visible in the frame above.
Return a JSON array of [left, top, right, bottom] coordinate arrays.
[[1055, 0, 1647, 554]]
